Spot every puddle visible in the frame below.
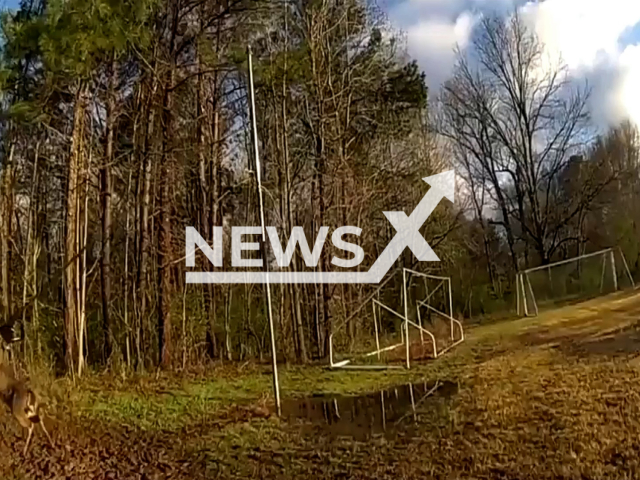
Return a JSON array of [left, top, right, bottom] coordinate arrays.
[[281, 379, 458, 440]]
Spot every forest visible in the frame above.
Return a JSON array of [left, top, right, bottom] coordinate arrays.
[[0, 0, 638, 376]]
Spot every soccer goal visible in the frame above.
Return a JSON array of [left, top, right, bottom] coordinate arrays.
[[516, 247, 635, 317], [328, 268, 464, 370], [405, 269, 464, 358], [328, 290, 422, 370]]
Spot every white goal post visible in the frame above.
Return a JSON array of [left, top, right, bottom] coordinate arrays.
[[516, 247, 635, 317], [405, 269, 464, 360], [328, 268, 464, 370]]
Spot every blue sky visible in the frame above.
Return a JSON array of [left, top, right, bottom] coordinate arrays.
[[1, 0, 19, 11], [621, 22, 640, 45]]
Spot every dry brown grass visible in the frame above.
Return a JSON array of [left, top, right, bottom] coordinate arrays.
[[207, 290, 640, 478], [4, 290, 640, 478]]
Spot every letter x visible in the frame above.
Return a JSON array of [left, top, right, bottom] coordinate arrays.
[[383, 211, 438, 261]]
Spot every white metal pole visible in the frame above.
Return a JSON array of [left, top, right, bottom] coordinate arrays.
[[373, 301, 381, 360], [447, 278, 454, 341], [329, 333, 334, 367], [416, 305, 424, 345], [247, 46, 281, 416], [610, 250, 618, 291], [403, 269, 410, 369], [521, 273, 529, 317], [526, 273, 538, 316], [421, 277, 427, 344], [516, 273, 521, 316], [618, 247, 635, 288]]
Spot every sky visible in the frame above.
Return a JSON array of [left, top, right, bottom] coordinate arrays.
[[1, 0, 639, 129], [0, 0, 18, 11], [385, 0, 640, 129]]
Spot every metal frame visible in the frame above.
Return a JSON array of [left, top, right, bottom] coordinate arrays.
[[329, 269, 464, 370], [247, 47, 280, 414], [328, 297, 413, 370], [516, 247, 635, 317], [405, 269, 464, 357]]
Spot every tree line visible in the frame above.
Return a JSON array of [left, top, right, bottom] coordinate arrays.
[[0, 0, 637, 375]]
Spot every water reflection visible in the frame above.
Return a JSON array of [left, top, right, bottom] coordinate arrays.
[[281, 379, 458, 440]]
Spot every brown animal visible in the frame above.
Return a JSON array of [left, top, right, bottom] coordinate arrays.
[[0, 363, 53, 454]]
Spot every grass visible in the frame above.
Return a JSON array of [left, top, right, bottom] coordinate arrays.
[[67, 365, 447, 431], [6, 288, 640, 478], [60, 289, 640, 430]]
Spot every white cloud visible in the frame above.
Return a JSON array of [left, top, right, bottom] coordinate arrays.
[[616, 45, 640, 126], [388, 0, 640, 128], [521, 0, 640, 127], [521, 0, 640, 70], [404, 12, 477, 88]]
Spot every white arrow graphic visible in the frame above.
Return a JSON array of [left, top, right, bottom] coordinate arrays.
[[186, 170, 455, 284], [367, 170, 455, 282]]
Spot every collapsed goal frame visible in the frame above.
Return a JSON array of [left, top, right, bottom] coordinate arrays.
[[328, 268, 464, 370]]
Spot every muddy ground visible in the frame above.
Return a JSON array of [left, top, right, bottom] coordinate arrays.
[[4, 290, 640, 479]]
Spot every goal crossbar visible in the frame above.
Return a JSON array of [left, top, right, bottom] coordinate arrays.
[[516, 247, 635, 317], [523, 248, 613, 274]]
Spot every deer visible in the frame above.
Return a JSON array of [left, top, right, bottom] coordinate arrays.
[[0, 362, 54, 455]]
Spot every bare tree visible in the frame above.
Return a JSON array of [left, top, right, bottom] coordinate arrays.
[[440, 12, 616, 268]]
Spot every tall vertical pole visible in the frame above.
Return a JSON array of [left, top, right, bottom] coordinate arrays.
[[447, 278, 454, 341], [516, 273, 521, 316], [618, 247, 635, 289], [247, 47, 281, 416], [373, 302, 381, 360], [403, 269, 410, 369], [521, 273, 529, 317], [610, 249, 618, 291], [526, 273, 538, 316]]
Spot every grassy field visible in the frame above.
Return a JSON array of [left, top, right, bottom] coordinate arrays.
[[3, 289, 640, 478]]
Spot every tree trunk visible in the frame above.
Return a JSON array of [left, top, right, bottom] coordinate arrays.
[[279, 36, 307, 362], [494, 182, 519, 273], [137, 73, 157, 370], [206, 102, 221, 360], [1, 144, 14, 322], [100, 58, 117, 362], [65, 84, 87, 373], [315, 156, 331, 359], [158, 66, 174, 368], [224, 286, 232, 361]]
